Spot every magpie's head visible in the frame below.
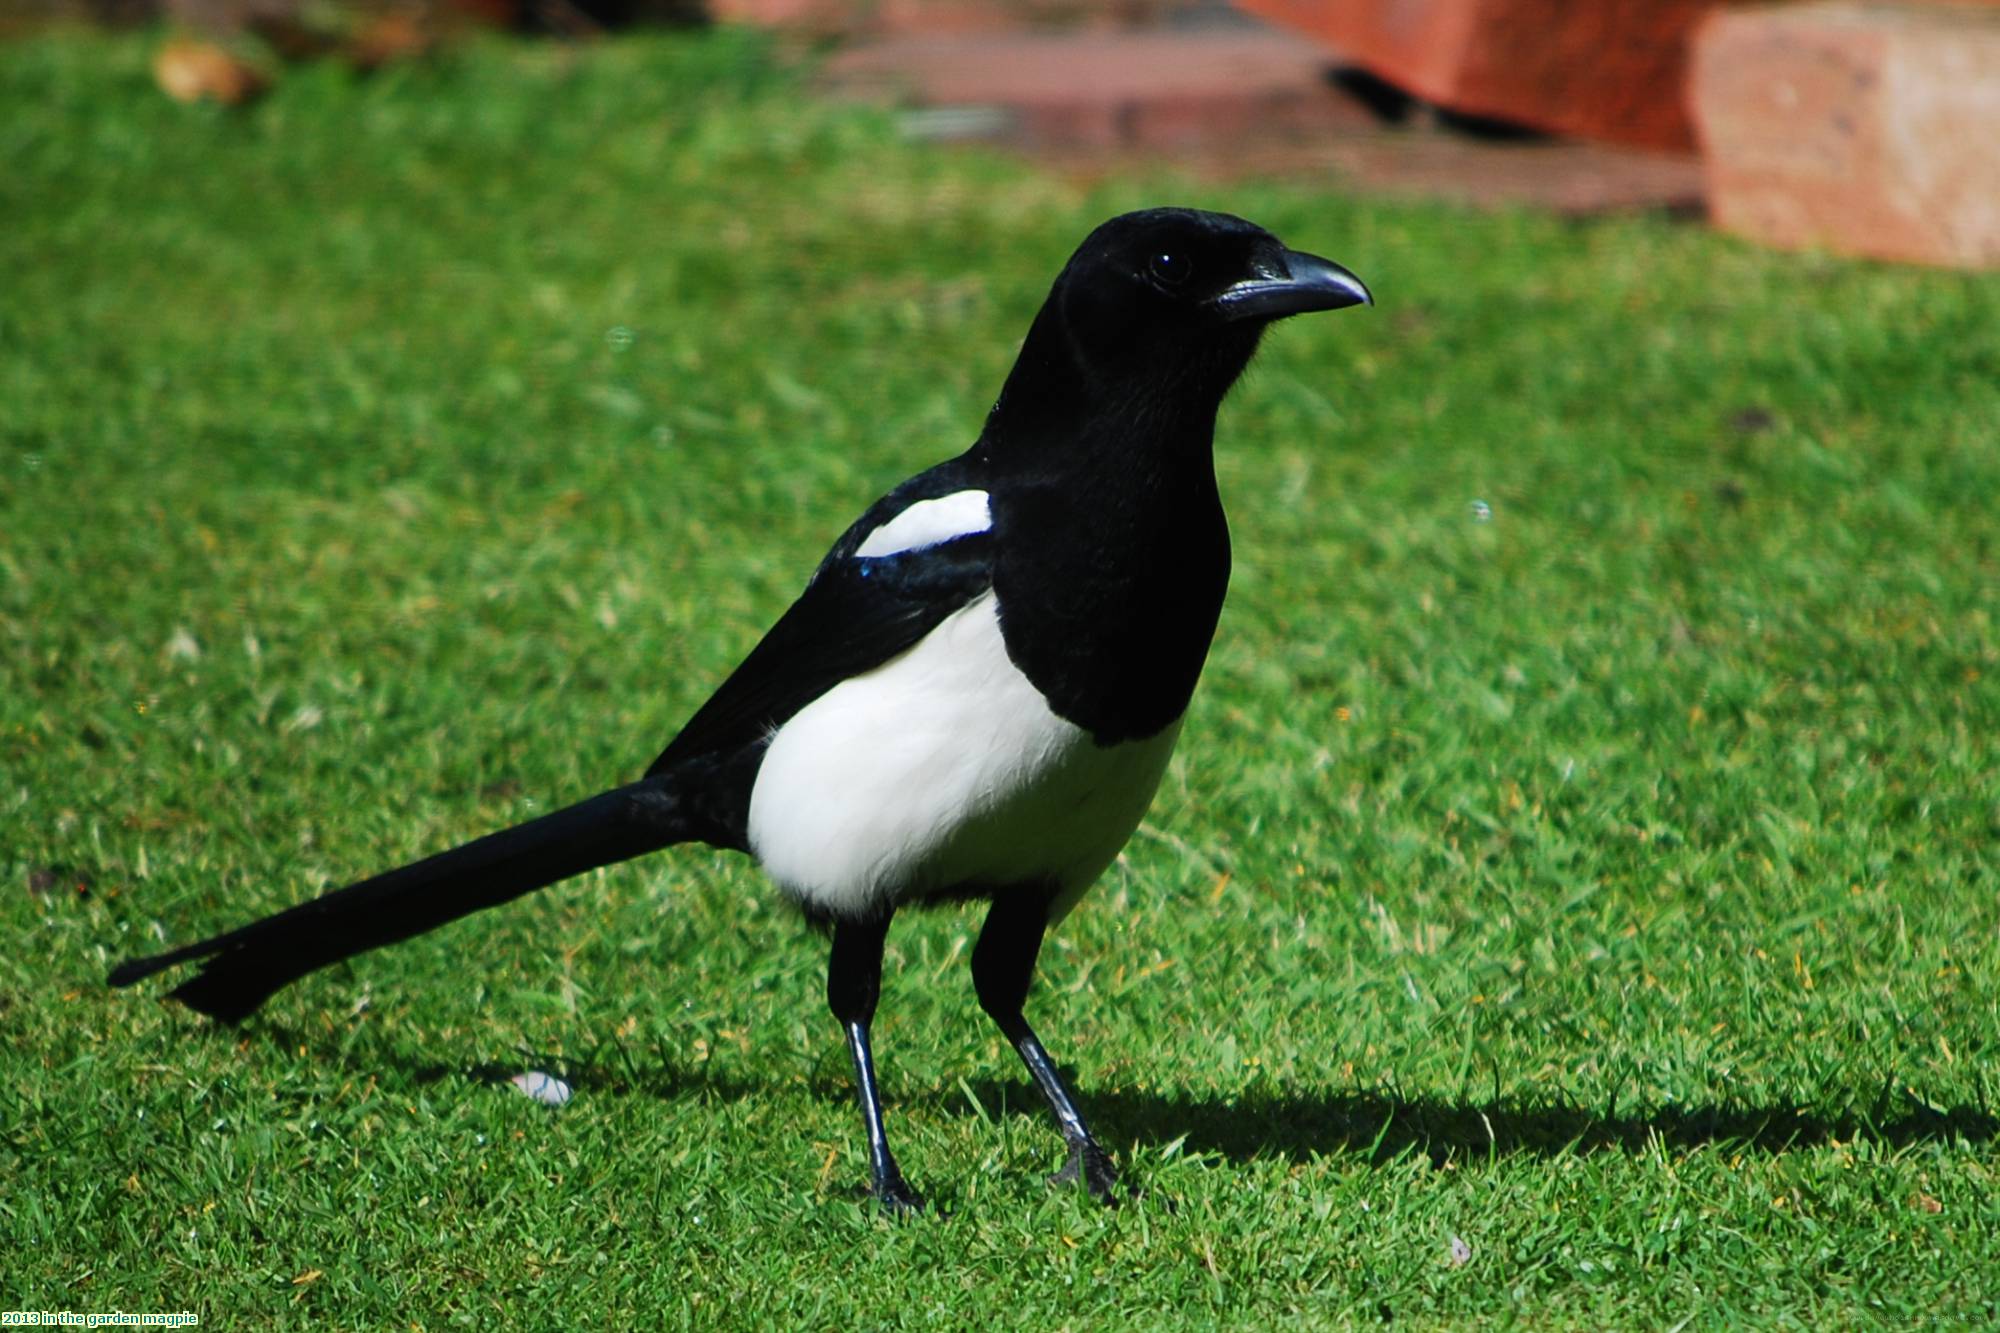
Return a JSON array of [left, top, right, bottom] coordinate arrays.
[[1060, 207, 1370, 335], [996, 208, 1371, 437]]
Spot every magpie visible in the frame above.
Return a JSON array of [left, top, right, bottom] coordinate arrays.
[[108, 207, 1371, 1210]]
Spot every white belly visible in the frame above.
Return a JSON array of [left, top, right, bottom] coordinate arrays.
[[747, 590, 1181, 920]]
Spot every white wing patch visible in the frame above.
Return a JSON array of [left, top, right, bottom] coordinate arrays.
[[853, 489, 991, 559]]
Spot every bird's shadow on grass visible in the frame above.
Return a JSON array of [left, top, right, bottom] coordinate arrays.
[[374, 1031, 1998, 1166], [965, 1080, 2000, 1167]]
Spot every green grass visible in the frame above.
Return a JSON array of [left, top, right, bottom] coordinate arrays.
[[4, 27, 1998, 1328]]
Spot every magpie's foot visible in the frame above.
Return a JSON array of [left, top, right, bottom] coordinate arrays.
[[872, 1175, 926, 1216], [1050, 1141, 1120, 1205]]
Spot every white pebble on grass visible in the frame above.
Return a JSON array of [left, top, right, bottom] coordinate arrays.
[[511, 1071, 573, 1107]]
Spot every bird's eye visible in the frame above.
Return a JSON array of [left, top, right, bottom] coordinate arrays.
[[1148, 252, 1193, 287]]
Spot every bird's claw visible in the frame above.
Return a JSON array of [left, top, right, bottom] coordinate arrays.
[[871, 1174, 926, 1216], [1050, 1140, 1120, 1205]]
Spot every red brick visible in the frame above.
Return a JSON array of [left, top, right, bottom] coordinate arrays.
[[1236, 0, 1713, 150], [1693, 2, 2000, 267], [823, 29, 1375, 150]]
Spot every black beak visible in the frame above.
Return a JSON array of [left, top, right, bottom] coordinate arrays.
[[1211, 249, 1373, 322]]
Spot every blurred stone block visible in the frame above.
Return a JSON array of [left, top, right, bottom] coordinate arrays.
[[711, 0, 1217, 38], [1236, 0, 1712, 149], [1314, 136, 1704, 215], [1693, 2, 2000, 267], [824, 29, 1375, 150]]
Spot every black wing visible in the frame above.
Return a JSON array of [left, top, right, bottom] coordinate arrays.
[[645, 451, 993, 782]]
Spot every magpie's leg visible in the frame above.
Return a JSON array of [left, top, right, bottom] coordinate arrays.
[[972, 894, 1119, 1203], [827, 914, 922, 1213]]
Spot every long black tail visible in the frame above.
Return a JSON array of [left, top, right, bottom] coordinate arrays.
[[107, 776, 713, 1024]]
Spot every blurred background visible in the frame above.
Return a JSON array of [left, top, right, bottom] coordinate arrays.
[[7, 0, 1998, 266]]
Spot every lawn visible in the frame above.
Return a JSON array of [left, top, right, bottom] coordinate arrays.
[[3, 26, 1997, 1328]]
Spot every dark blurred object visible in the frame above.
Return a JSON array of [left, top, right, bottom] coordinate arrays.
[[446, 0, 523, 24], [498, 0, 709, 28], [346, 8, 433, 65], [1236, 0, 1713, 150], [1693, 2, 2000, 268], [166, 0, 324, 31], [243, 9, 344, 57], [153, 33, 269, 100], [19, 0, 701, 35], [1, 0, 159, 33], [570, 0, 709, 24]]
